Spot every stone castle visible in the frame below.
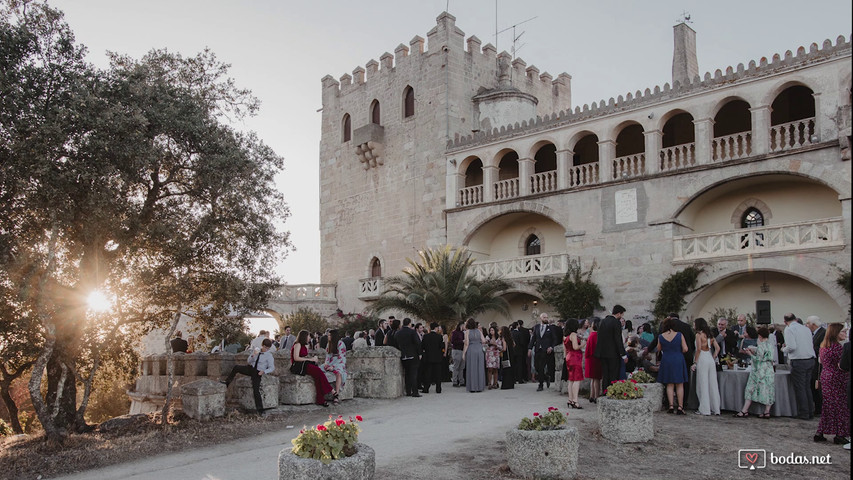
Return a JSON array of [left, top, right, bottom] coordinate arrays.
[[284, 12, 851, 326]]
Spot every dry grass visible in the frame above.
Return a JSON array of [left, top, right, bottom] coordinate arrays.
[[0, 410, 317, 480]]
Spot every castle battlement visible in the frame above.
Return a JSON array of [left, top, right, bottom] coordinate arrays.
[[447, 34, 851, 150]]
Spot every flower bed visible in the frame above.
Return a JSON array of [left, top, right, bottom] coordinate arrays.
[[507, 407, 577, 479]]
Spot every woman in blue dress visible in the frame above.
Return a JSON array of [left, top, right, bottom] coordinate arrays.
[[657, 316, 689, 414], [462, 317, 486, 392]]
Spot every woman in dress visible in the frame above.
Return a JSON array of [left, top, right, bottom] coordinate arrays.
[[584, 317, 602, 403], [324, 329, 347, 405], [735, 326, 775, 418], [738, 326, 758, 360], [193, 334, 208, 353], [291, 330, 334, 406], [485, 326, 501, 389], [814, 324, 850, 444], [462, 318, 486, 392], [691, 317, 721, 415], [499, 326, 515, 389], [563, 319, 586, 409], [657, 317, 689, 414]]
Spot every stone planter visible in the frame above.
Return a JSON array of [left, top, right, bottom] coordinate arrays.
[[637, 382, 664, 411], [597, 396, 653, 443], [506, 427, 578, 479], [278, 443, 375, 480]]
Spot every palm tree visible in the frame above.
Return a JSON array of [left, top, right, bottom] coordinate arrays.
[[371, 246, 511, 330]]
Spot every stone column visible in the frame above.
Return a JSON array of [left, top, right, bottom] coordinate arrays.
[[598, 140, 616, 182], [518, 157, 535, 195], [812, 92, 826, 142], [556, 149, 572, 189], [750, 105, 771, 155], [447, 162, 463, 208], [693, 118, 713, 165], [483, 165, 498, 202], [643, 130, 662, 174]]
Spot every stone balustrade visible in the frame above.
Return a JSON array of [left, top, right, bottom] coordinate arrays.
[[128, 347, 404, 414], [469, 253, 572, 281], [672, 217, 844, 262]]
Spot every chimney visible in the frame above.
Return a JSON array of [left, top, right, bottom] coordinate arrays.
[[672, 22, 698, 86]]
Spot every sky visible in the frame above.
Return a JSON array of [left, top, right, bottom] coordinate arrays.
[[51, 0, 852, 285]]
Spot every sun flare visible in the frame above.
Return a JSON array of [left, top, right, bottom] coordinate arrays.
[[87, 290, 113, 313]]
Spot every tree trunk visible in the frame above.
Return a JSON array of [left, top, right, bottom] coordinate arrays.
[[159, 310, 182, 425], [0, 379, 24, 434], [28, 324, 64, 444]]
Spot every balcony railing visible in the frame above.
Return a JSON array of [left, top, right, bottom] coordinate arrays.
[[770, 117, 816, 153], [272, 284, 337, 302], [470, 253, 571, 281], [358, 277, 384, 300], [530, 170, 558, 194], [613, 153, 645, 179], [712, 131, 752, 161], [459, 184, 483, 206], [569, 163, 599, 187], [494, 177, 520, 201], [672, 217, 844, 262], [659, 142, 696, 172]]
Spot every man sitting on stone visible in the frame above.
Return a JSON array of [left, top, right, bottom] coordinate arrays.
[[170, 331, 188, 353], [222, 338, 275, 414]]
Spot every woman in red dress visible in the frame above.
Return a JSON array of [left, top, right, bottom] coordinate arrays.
[[584, 317, 602, 403], [291, 330, 334, 406], [564, 319, 586, 409]]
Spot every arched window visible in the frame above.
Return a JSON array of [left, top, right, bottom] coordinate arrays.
[[370, 100, 381, 125], [370, 258, 382, 278], [403, 86, 415, 118], [342, 114, 351, 143], [741, 208, 764, 228], [525, 235, 541, 256]]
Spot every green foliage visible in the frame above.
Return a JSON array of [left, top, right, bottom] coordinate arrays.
[[838, 269, 851, 317], [291, 415, 364, 464], [285, 307, 329, 336], [84, 361, 136, 424], [708, 307, 755, 327], [651, 265, 705, 321], [0, 419, 12, 437], [537, 259, 603, 320], [629, 370, 655, 384], [606, 379, 645, 400], [517, 407, 567, 431], [335, 311, 380, 335], [372, 246, 510, 332]]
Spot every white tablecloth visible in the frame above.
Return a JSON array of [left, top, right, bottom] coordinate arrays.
[[686, 368, 797, 416]]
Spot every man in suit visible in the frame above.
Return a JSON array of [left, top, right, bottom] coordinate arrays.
[[421, 322, 445, 393], [595, 305, 627, 394], [374, 319, 388, 347], [530, 313, 558, 391], [806, 315, 826, 415], [280, 325, 297, 354], [516, 320, 531, 383], [713, 318, 738, 359], [735, 314, 748, 338], [170, 331, 188, 353], [669, 313, 695, 370], [395, 318, 422, 397], [222, 338, 275, 415]]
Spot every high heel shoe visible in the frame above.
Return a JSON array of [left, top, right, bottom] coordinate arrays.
[[568, 400, 583, 410], [676, 406, 685, 415]]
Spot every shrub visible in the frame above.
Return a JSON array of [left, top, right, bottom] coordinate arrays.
[[651, 265, 704, 322], [517, 407, 567, 431], [0, 419, 12, 437], [606, 379, 645, 400], [629, 370, 655, 384], [291, 414, 364, 464], [285, 307, 330, 337], [537, 259, 603, 320]]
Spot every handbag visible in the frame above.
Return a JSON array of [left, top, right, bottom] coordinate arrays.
[[290, 360, 315, 376], [501, 351, 511, 369]]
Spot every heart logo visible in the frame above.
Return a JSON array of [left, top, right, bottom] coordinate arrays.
[[745, 453, 759, 464]]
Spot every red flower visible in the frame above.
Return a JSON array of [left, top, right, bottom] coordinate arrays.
[[611, 380, 616, 384], [548, 407, 556, 412], [623, 393, 628, 397], [533, 412, 540, 417], [335, 419, 345, 426], [299, 429, 304, 434], [634, 387, 638, 390], [338, 415, 344, 419], [355, 415, 363, 422], [317, 425, 327, 431], [629, 379, 637, 384]]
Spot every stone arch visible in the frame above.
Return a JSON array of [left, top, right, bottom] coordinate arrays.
[[607, 119, 644, 143], [517, 227, 546, 256], [525, 137, 561, 159], [656, 108, 695, 131], [490, 147, 520, 169], [460, 202, 569, 246], [365, 252, 386, 278], [730, 198, 773, 227], [760, 77, 818, 108], [567, 129, 599, 149], [710, 95, 753, 118], [670, 169, 847, 220], [458, 154, 483, 175]]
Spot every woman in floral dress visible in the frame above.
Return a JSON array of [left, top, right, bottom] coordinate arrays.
[[324, 329, 347, 404], [734, 326, 774, 418], [485, 326, 501, 389], [814, 324, 849, 444]]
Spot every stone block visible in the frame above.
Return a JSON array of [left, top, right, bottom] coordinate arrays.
[[183, 353, 208, 376], [347, 347, 403, 399], [280, 374, 317, 405], [181, 379, 226, 420], [206, 353, 236, 378], [233, 374, 279, 410], [279, 443, 375, 480], [324, 371, 354, 400], [637, 382, 664, 411], [505, 427, 578, 480], [597, 397, 654, 443]]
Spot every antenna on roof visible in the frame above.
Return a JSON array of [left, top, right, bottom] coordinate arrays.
[[495, 16, 537, 86], [677, 11, 692, 24]]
